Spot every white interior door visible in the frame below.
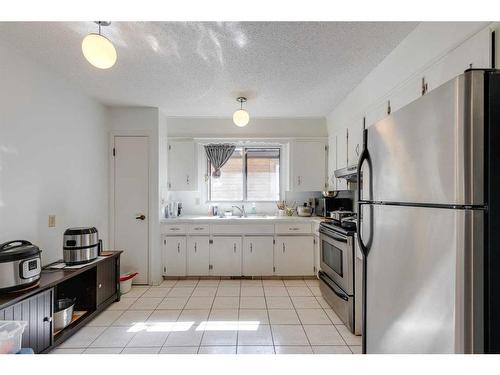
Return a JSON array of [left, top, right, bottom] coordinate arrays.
[[114, 136, 149, 284]]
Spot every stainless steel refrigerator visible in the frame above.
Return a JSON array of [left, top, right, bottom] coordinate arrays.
[[357, 69, 500, 354]]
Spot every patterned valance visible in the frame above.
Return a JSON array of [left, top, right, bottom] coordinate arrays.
[[204, 144, 236, 178]]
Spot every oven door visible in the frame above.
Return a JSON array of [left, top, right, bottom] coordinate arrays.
[[319, 227, 353, 295]]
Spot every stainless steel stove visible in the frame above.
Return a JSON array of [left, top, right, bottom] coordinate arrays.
[[318, 220, 362, 335]]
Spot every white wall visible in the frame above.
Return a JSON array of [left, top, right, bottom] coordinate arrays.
[[326, 22, 495, 190], [166, 117, 327, 216], [167, 117, 327, 138], [0, 42, 108, 265], [106, 106, 163, 285]]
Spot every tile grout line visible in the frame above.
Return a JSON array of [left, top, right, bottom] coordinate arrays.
[[199, 279, 220, 354]]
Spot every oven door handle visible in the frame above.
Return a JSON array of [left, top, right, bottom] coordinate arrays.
[[319, 272, 349, 301], [319, 229, 348, 243]]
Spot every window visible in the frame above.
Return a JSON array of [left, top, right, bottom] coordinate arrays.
[[208, 147, 280, 202]]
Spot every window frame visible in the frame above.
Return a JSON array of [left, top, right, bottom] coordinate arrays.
[[207, 146, 282, 203]]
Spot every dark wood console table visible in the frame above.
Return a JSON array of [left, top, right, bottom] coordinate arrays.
[[0, 251, 122, 353]]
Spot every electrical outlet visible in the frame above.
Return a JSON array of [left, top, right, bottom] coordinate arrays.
[[48, 215, 56, 227], [195, 197, 200, 205]]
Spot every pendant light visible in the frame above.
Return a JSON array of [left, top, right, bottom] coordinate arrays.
[[233, 97, 250, 127], [82, 21, 117, 69]]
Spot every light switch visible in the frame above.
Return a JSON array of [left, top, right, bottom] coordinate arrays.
[[48, 215, 56, 227]]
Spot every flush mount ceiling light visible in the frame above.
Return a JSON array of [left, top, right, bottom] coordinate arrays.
[[233, 97, 250, 127], [82, 21, 117, 69]]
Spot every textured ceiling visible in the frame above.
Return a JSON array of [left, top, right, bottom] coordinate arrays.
[[0, 22, 418, 117]]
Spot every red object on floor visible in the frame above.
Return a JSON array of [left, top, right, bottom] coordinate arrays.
[[119, 272, 138, 282]]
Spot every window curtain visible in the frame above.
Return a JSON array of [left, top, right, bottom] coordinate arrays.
[[204, 143, 236, 178]]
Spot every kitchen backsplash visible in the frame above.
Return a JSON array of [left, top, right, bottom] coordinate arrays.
[[163, 191, 324, 216]]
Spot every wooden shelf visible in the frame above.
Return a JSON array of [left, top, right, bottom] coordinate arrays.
[[54, 310, 88, 336]]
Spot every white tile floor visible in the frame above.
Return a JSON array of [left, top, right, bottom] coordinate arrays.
[[50, 278, 362, 354]]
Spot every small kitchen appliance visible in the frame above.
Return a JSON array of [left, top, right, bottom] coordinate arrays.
[[63, 227, 102, 265], [297, 203, 313, 217], [329, 210, 354, 222], [322, 197, 353, 217], [0, 240, 42, 293]]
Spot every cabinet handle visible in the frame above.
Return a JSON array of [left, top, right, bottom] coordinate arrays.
[[194, 243, 197, 252], [282, 243, 285, 253], [194, 227, 203, 230], [289, 227, 299, 231], [177, 243, 180, 253], [297, 176, 301, 185], [233, 243, 236, 253], [250, 243, 253, 253], [98, 283, 102, 289], [170, 228, 180, 231], [186, 175, 190, 184], [43, 317, 52, 323]]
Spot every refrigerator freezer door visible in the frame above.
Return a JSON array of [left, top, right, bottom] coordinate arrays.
[[360, 204, 483, 353], [361, 71, 485, 205]]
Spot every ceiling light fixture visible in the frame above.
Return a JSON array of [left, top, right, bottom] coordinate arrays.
[[82, 21, 117, 69], [233, 97, 250, 127]]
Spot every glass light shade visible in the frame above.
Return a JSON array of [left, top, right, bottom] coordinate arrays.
[[233, 109, 250, 127], [82, 33, 117, 69]]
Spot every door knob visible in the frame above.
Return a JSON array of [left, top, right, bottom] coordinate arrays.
[[135, 214, 146, 220]]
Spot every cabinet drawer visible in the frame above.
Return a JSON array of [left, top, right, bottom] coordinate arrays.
[[162, 224, 187, 234], [187, 224, 210, 235], [275, 223, 312, 234], [212, 224, 274, 235]]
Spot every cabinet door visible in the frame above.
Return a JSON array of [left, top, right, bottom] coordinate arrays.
[[163, 236, 187, 276], [0, 289, 53, 353], [291, 140, 327, 192], [97, 257, 117, 306], [168, 140, 197, 191], [274, 236, 314, 276], [242, 236, 274, 276], [313, 235, 320, 278], [187, 236, 210, 276], [210, 237, 242, 276], [347, 120, 363, 168]]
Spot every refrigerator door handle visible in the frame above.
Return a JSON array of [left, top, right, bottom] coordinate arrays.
[[357, 128, 372, 257]]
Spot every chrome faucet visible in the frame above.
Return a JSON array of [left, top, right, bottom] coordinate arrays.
[[232, 205, 247, 217]]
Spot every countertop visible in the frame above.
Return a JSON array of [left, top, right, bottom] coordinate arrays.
[[161, 215, 328, 224]]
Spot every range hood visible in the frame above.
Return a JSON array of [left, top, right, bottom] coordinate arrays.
[[334, 165, 358, 181]]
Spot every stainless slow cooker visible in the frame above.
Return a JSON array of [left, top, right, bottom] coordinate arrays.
[[0, 240, 42, 293], [63, 227, 102, 265]]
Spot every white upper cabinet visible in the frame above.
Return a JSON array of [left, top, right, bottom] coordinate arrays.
[[347, 119, 364, 168], [290, 140, 327, 192], [168, 140, 197, 191]]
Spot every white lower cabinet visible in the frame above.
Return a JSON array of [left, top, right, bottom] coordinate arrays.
[[274, 236, 314, 276], [242, 236, 274, 276], [187, 236, 210, 276], [162, 236, 187, 276], [210, 236, 242, 276]]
